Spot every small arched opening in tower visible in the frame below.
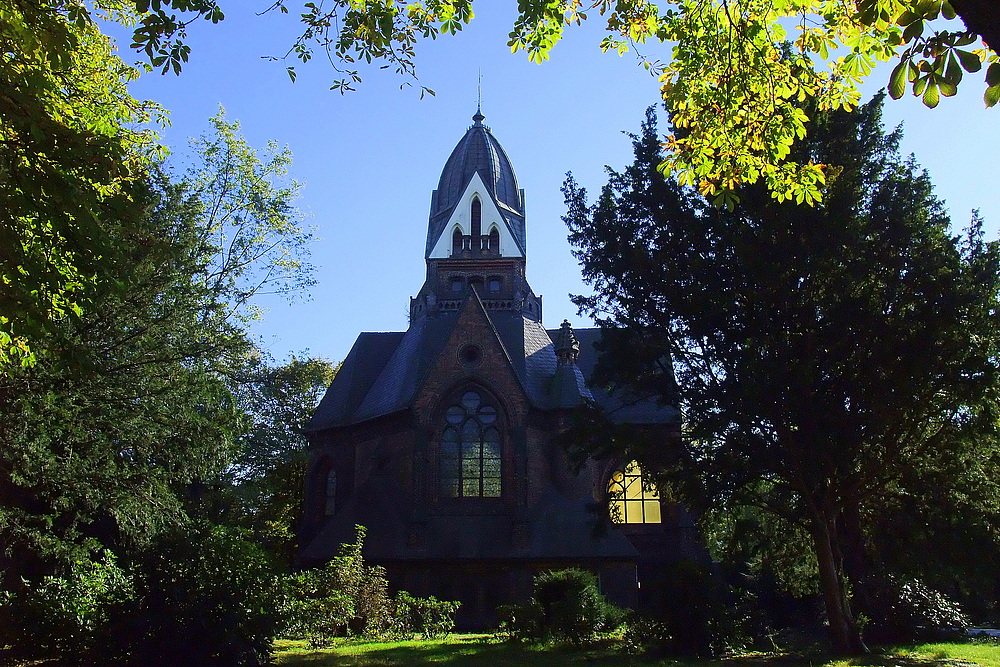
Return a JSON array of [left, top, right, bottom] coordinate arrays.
[[471, 198, 482, 250]]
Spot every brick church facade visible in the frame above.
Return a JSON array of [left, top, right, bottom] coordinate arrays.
[[299, 110, 699, 628]]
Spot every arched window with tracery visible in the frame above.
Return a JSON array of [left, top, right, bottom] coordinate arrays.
[[471, 198, 482, 239], [440, 390, 501, 498], [608, 461, 661, 523]]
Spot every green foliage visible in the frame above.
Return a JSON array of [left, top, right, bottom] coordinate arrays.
[[498, 568, 624, 644], [125, 523, 281, 666], [640, 559, 742, 656], [392, 591, 461, 640], [533, 569, 609, 643], [281, 526, 459, 646], [2, 525, 280, 665], [0, 0, 165, 366], [880, 577, 971, 641], [282, 569, 355, 647], [563, 98, 1000, 654], [198, 353, 338, 568], [0, 115, 313, 590], [496, 601, 545, 642], [114, 1, 995, 207], [182, 110, 315, 323], [1, 551, 133, 662], [0, 170, 247, 580]]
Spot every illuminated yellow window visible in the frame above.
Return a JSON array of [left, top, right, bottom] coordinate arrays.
[[608, 461, 661, 524]]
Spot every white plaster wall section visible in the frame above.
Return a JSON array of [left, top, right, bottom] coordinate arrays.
[[427, 172, 525, 259]]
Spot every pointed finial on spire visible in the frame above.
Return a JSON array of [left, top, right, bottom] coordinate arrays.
[[473, 71, 485, 125]]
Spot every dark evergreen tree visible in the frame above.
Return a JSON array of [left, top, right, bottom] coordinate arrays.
[[563, 96, 1000, 654]]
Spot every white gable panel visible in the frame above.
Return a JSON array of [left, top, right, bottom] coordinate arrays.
[[428, 172, 525, 259]]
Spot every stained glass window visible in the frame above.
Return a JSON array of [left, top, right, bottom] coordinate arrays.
[[440, 390, 501, 498], [608, 461, 661, 524]]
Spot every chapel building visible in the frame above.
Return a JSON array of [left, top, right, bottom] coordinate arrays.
[[299, 110, 698, 628]]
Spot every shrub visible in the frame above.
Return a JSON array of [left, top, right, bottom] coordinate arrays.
[[495, 601, 545, 641], [623, 616, 675, 654], [394, 591, 461, 639], [875, 577, 971, 642], [124, 523, 281, 666], [3, 551, 133, 663], [498, 568, 625, 643], [2, 525, 281, 666], [280, 570, 354, 647], [280, 526, 460, 645], [639, 559, 737, 656]]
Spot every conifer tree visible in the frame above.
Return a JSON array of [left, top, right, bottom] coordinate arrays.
[[563, 96, 1000, 654]]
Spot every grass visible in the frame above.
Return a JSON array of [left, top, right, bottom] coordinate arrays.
[[272, 636, 1000, 667]]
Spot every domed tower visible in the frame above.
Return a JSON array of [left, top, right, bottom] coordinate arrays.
[[411, 109, 542, 323]]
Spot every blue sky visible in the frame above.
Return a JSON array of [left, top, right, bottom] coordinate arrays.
[[118, 4, 999, 365]]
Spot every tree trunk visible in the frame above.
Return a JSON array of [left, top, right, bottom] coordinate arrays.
[[840, 488, 876, 628], [950, 0, 1000, 54], [810, 510, 870, 655]]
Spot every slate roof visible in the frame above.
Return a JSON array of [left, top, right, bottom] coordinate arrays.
[[307, 304, 678, 432], [426, 112, 526, 257], [570, 328, 681, 425]]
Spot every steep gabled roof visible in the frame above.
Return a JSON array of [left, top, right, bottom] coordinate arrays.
[[309, 305, 679, 432]]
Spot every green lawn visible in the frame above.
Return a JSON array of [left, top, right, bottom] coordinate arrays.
[[272, 636, 1000, 667]]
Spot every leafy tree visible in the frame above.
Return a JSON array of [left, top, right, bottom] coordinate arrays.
[[562, 97, 1000, 654], [0, 0, 165, 366], [0, 172, 244, 584], [182, 111, 316, 323], [109, 0, 996, 208], [201, 353, 337, 568], [0, 116, 313, 587]]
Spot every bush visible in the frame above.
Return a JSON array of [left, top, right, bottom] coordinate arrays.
[[874, 577, 971, 642], [495, 601, 545, 641], [124, 523, 281, 666], [623, 616, 675, 654], [496, 568, 625, 643], [639, 559, 738, 656], [2, 525, 281, 666], [280, 526, 460, 645], [393, 591, 461, 639], [280, 570, 354, 647], [534, 568, 608, 642], [3, 551, 133, 663]]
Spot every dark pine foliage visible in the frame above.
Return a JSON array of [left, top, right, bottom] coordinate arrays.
[[563, 96, 1000, 653]]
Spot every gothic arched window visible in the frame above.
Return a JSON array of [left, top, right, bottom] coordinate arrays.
[[488, 226, 500, 254], [325, 468, 338, 516], [440, 390, 501, 498], [471, 198, 482, 238], [452, 227, 463, 255], [608, 461, 661, 523]]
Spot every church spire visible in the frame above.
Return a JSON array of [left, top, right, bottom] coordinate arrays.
[[425, 110, 526, 260]]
